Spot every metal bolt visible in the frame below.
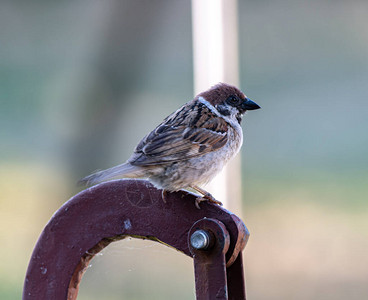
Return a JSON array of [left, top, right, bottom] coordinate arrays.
[[190, 230, 212, 250]]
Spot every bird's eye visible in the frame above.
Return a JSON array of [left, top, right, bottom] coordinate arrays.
[[226, 95, 241, 106]]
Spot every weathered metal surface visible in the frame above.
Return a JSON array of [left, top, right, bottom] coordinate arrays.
[[189, 218, 230, 300], [188, 218, 247, 300], [226, 214, 249, 267], [227, 253, 246, 300], [23, 179, 249, 300]]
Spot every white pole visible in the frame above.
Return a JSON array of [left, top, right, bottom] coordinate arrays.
[[192, 0, 241, 214]]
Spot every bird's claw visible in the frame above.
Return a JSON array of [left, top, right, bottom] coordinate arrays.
[[195, 192, 223, 209], [161, 190, 168, 203]]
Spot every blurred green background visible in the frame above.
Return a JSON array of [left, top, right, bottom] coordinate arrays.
[[1, 0, 368, 299]]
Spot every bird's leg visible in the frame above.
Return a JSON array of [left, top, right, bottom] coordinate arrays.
[[161, 189, 168, 203], [190, 185, 223, 209]]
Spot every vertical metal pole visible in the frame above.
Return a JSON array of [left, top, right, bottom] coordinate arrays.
[[189, 219, 231, 300], [227, 254, 246, 300], [191, 0, 242, 214]]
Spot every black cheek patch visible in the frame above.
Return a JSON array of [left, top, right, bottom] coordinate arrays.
[[216, 105, 231, 116]]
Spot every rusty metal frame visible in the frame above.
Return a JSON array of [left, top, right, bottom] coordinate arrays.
[[23, 179, 249, 300]]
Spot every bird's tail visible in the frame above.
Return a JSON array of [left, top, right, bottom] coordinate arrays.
[[79, 163, 145, 186]]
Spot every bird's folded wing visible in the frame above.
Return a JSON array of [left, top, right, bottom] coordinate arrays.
[[129, 102, 229, 166]]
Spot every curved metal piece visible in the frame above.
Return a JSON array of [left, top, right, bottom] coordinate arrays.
[[226, 214, 249, 267], [23, 179, 249, 300]]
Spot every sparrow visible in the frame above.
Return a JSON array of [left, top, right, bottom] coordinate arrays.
[[80, 83, 260, 208]]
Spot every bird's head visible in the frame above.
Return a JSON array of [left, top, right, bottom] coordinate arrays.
[[197, 83, 260, 123]]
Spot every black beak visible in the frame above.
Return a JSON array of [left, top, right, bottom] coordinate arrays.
[[242, 98, 261, 111]]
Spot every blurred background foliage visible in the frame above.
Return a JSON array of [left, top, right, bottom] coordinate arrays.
[[1, 0, 367, 299]]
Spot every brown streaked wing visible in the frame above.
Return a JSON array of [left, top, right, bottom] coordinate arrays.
[[128, 101, 229, 166]]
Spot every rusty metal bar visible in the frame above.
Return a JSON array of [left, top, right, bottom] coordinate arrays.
[[227, 253, 246, 300], [23, 179, 249, 299], [189, 218, 230, 300]]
